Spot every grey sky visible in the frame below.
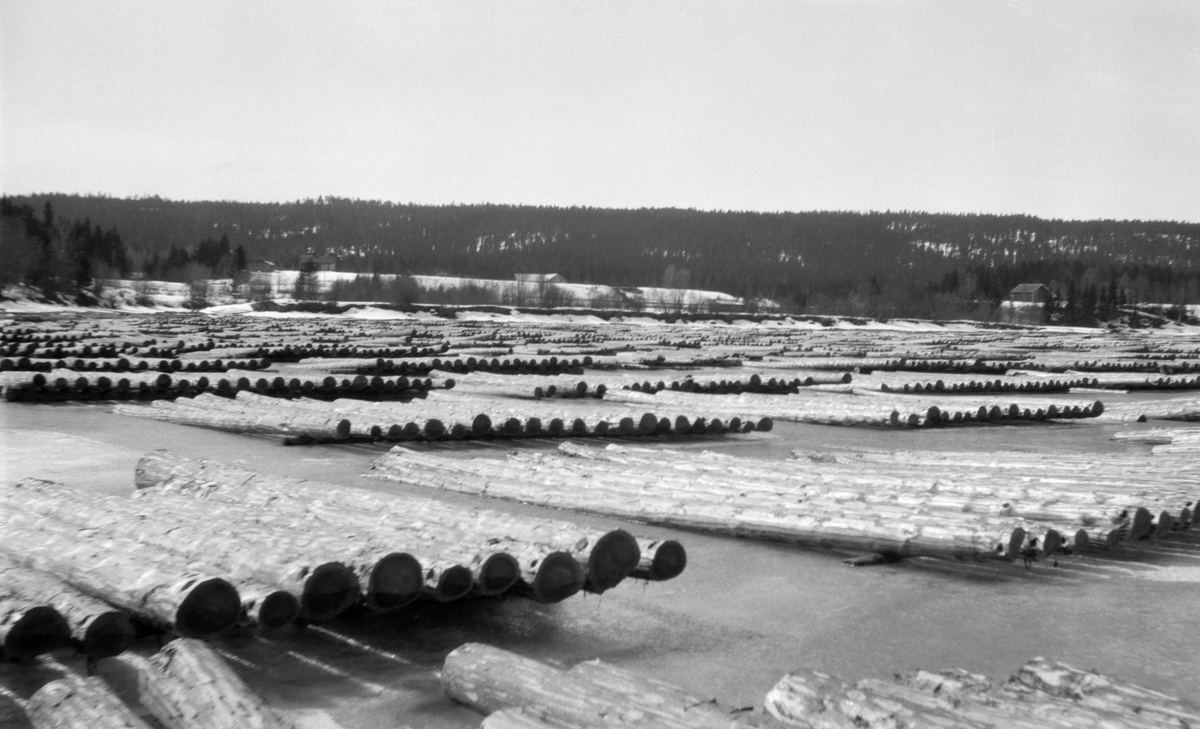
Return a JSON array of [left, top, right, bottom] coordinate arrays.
[[2, 0, 1197, 221]]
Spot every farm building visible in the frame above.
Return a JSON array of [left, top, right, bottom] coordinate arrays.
[[1009, 283, 1049, 304], [514, 273, 566, 284], [299, 254, 337, 272]]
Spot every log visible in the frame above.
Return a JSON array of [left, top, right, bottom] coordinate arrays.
[[1011, 657, 1200, 726], [136, 451, 647, 602], [2, 480, 329, 624], [631, 539, 688, 581], [0, 509, 240, 638], [1, 556, 135, 660], [25, 674, 154, 729], [135, 638, 295, 729], [764, 669, 992, 728], [443, 643, 784, 729], [479, 709, 561, 729]]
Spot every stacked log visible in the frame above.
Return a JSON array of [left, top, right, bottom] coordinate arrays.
[[764, 658, 1200, 728], [113, 397, 353, 440], [368, 446, 1050, 562], [0, 503, 242, 638], [626, 373, 851, 395], [132, 638, 295, 729], [24, 673, 154, 729], [1, 556, 135, 660], [878, 377, 1084, 394], [136, 451, 685, 598], [4, 478, 372, 622], [443, 642, 787, 729]]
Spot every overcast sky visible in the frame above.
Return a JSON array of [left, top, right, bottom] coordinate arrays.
[[2, 1, 1197, 221]]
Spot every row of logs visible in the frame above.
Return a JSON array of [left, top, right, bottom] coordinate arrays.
[[880, 378, 1088, 394], [442, 645, 1200, 729], [369, 446, 1054, 562], [1, 452, 687, 665], [114, 392, 772, 443], [0, 356, 271, 372], [4, 371, 447, 403], [627, 372, 852, 395]]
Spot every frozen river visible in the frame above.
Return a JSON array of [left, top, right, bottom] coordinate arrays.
[[3, 402, 1199, 728]]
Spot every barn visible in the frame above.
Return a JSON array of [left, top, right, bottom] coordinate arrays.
[[1009, 283, 1049, 304]]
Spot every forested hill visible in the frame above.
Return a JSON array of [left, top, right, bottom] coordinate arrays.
[[7, 194, 1200, 313]]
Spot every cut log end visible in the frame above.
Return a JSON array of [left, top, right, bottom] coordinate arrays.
[[585, 530, 641, 593], [301, 563, 361, 620], [82, 612, 138, 659], [477, 554, 522, 596], [255, 592, 301, 631], [176, 578, 242, 638], [2, 606, 72, 659], [433, 565, 474, 602], [530, 551, 584, 603], [643, 540, 687, 581], [367, 553, 423, 611]]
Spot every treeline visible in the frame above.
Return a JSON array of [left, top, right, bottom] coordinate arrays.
[[0, 199, 130, 303], [5, 194, 1200, 319]]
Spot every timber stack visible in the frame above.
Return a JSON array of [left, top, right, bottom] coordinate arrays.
[[368, 441, 1195, 563], [765, 657, 1200, 728]]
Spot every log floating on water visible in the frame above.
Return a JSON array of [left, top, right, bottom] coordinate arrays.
[[443, 642, 786, 729]]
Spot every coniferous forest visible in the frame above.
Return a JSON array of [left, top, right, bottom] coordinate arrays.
[[3, 194, 1199, 322]]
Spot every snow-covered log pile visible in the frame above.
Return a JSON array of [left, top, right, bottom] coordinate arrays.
[[442, 642, 789, 729], [112, 390, 772, 443], [1113, 426, 1200, 455], [765, 657, 1200, 728], [605, 384, 1100, 427], [369, 441, 1195, 562]]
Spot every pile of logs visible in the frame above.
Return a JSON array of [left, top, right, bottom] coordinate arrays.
[[625, 372, 852, 395], [112, 391, 772, 443], [765, 657, 1200, 728], [441, 645, 1200, 729], [10, 639, 294, 729], [1, 451, 686, 670], [367, 441, 1195, 563], [3, 369, 449, 403], [1113, 427, 1200, 455], [878, 377, 1085, 394]]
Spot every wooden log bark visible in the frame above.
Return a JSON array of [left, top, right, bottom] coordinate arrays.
[[479, 709, 562, 729], [1, 556, 135, 660], [443, 643, 784, 729], [136, 450, 656, 601], [113, 400, 351, 440], [886, 669, 1172, 729], [2, 481, 320, 625], [765, 669, 993, 728], [375, 448, 1041, 561], [25, 674, 153, 729], [134, 638, 295, 729], [0, 508, 240, 638], [1010, 657, 1200, 727]]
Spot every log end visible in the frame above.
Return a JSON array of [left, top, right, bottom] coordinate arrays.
[[434, 565, 475, 602], [585, 530, 642, 593], [477, 553, 522, 596], [529, 551, 584, 603], [301, 563, 362, 620], [2, 606, 72, 659], [255, 591, 301, 632], [367, 553, 423, 611], [176, 578, 242, 638], [81, 611, 138, 659], [643, 540, 688, 581]]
